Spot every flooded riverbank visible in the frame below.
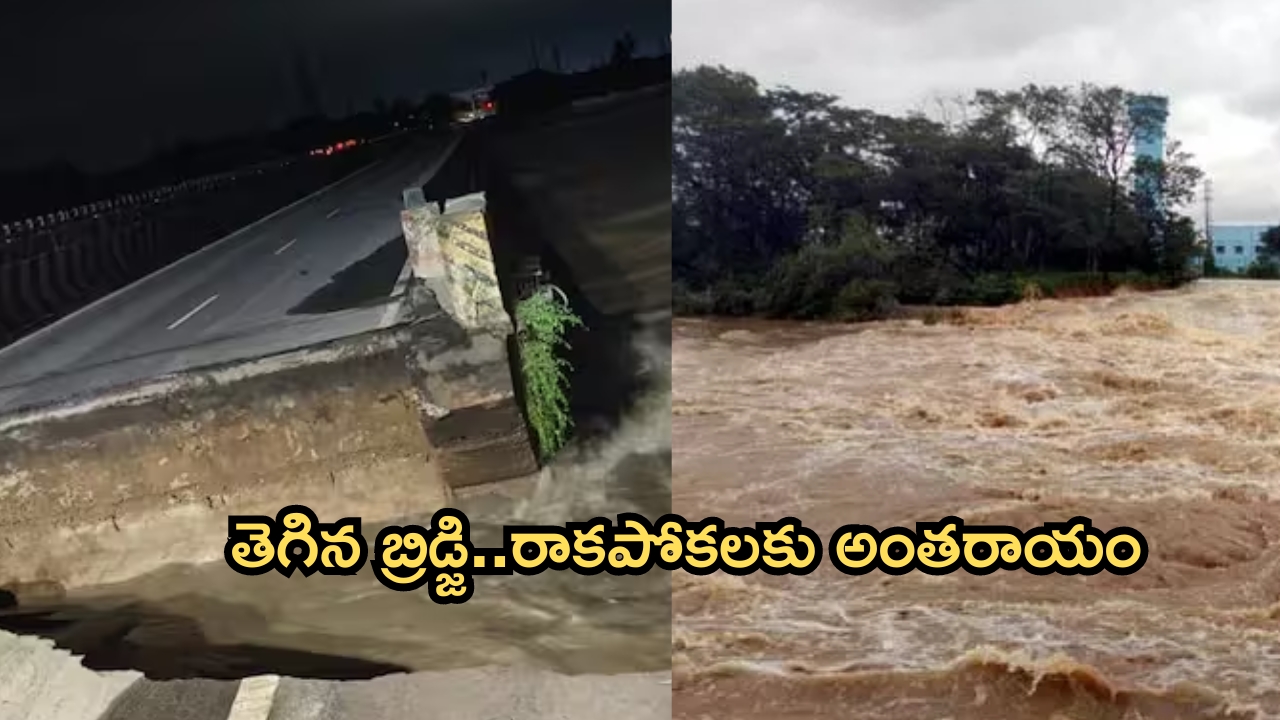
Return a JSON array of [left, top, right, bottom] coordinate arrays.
[[673, 280, 1280, 719]]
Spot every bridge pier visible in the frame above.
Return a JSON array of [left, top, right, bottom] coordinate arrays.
[[399, 190, 538, 490]]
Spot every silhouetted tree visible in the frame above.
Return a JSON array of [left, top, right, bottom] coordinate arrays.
[[292, 53, 325, 119], [421, 93, 455, 128], [1261, 225, 1280, 260], [611, 32, 637, 66], [389, 98, 413, 120]]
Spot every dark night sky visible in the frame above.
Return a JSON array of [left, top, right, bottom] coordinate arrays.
[[0, 0, 668, 172]]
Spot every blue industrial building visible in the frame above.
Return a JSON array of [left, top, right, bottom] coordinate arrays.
[[1207, 224, 1272, 272], [1123, 95, 1275, 274]]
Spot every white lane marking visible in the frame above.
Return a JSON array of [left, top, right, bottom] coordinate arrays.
[[412, 131, 465, 186], [274, 238, 298, 255], [379, 260, 413, 328], [225, 675, 280, 720], [375, 133, 466, 331], [325, 207, 341, 219], [391, 258, 413, 296], [166, 294, 218, 330]]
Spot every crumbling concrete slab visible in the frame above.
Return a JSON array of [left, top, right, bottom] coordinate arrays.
[[0, 327, 436, 589], [0, 299, 537, 589], [0, 180, 544, 591], [0, 628, 141, 720], [1, 174, 555, 588], [400, 190, 538, 488]]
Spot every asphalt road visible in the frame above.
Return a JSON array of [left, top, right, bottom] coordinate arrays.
[[0, 89, 671, 418], [0, 133, 458, 415]]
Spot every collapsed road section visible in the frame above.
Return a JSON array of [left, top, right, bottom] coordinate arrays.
[[0, 86, 673, 713], [0, 79, 675, 622], [0, 196, 534, 590]]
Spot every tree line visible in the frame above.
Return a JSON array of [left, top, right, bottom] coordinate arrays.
[[674, 66, 1207, 319], [1244, 226, 1280, 278]]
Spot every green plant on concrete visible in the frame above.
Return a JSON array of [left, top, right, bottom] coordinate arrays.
[[515, 284, 583, 461]]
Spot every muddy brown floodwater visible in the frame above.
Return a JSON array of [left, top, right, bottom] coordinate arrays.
[[673, 280, 1280, 720]]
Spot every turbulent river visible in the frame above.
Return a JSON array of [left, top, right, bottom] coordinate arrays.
[[673, 279, 1280, 719]]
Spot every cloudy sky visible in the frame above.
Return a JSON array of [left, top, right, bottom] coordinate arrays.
[[674, 0, 1280, 224], [2, 0, 667, 172]]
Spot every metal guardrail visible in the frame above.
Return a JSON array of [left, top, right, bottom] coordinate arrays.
[[0, 141, 399, 346], [0, 129, 419, 241], [0, 159, 297, 240]]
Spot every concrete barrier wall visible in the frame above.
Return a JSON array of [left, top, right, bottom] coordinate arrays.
[[400, 188, 538, 489], [437, 194, 510, 331], [403, 193, 509, 332]]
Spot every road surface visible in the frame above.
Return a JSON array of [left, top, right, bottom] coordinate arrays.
[[0, 133, 458, 415]]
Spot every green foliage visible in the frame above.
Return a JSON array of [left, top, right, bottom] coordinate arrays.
[[833, 279, 899, 320], [515, 286, 583, 462], [1261, 226, 1280, 260], [708, 277, 760, 316], [420, 93, 455, 128], [1245, 258, 1280, 280], [1202, 242, 1219, 277], [759, 224, 900, 319], [673, 281, 714, 315], [1153, 214, 1202, 282], [953, 274, 1023, 306]]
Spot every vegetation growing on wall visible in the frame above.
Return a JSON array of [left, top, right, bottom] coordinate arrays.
[[515, 284, 583, 461]]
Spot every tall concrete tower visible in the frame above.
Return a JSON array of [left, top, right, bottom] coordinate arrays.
[[1128, 94, 1169, 211], [1203, 178, 1214, 242]]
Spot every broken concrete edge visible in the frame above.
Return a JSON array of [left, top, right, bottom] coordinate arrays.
[[399, 186, 541, 485], [1, 309, 537, 488], [402, 310, 538, 488], [0, 342, 441, 589], [0, 316, 536, 589], [439, 191, 512, 334], [443, 193, 486, 215], [0, 324, 421, 435], [401, 190, 511, 335]]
